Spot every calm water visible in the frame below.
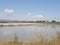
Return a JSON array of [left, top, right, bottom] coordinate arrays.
[[0, 24, 60, 42]]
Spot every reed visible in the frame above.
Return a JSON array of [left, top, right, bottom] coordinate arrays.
[[0, 31, 60, 45]]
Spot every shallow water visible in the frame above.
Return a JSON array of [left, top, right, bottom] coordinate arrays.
[[0, 24, 60, 42]]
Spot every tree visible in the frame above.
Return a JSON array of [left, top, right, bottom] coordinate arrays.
[[52, 20, 56, 22]]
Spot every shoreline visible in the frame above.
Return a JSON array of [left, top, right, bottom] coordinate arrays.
[[0, 23, 47, 26], [0, 22, 60, 26]]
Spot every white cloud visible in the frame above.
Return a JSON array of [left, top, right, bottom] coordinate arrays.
[[30, 15, 45, 20], [3, 9, 14, 14], [23, 14, 46, 21], [32, 15, 44, 19], [30, 14, 44, 20], [27, 12, 31, 15], [3, 30, 13, 35]]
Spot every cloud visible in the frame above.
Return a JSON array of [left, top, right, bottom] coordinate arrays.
[[23, 13, 46, 21], [3, 9, 14, 14], [28, 14, 45, 20], [27, 12, 31, 15], [3, 30, 13, 35], [30, 15, 45, 20], [32, 15, 44, 19]]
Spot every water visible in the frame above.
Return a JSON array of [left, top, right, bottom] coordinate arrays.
[[0, 24, 60, 42]]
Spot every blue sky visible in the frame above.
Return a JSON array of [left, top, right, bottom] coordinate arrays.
[[0, 0, 60, 21]]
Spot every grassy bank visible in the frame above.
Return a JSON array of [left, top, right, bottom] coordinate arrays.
[[48, 22, 60, 25]]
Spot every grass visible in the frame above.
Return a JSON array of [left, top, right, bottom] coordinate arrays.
[[0, 32, 60, 45], [48, 22, 60, 25], [24, 31, 60, 45]]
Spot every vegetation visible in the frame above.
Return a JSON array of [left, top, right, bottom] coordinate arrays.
[[49, 22, 60, 25], [0, 32, 60, 45], [24, 32, 60, 45], [48, 20, 60, 25], [52, 20, 56, 22]]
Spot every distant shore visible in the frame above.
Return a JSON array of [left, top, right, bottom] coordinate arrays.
[[0, 23, 48, 26], [0, 22, 60, 26]]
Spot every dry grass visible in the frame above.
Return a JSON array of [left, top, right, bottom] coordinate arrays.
[[24, 32, 60, 45], [0, 32, 60, 45]]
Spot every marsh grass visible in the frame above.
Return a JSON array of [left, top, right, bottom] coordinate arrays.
[[24, 32, 60, 45], [0, 32, 60, 45]]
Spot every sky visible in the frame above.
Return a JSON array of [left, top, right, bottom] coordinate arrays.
[[0, 0, 60, 21]]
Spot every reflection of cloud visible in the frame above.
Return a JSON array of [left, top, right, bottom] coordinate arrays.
[[3, 30, 13, 35], [3, 9, 14, 14]]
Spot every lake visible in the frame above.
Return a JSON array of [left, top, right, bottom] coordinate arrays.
[[0, 24, 60, 42]]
